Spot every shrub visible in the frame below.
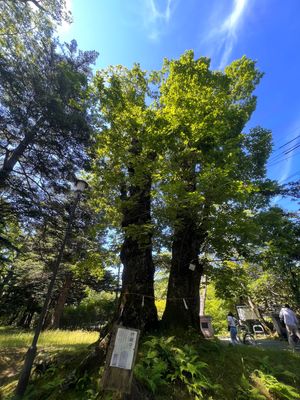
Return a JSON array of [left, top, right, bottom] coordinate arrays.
[[60, 291, 116, 329]]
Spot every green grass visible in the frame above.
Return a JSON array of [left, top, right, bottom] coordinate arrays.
[[0, 326, 99, 400], [0, 326, 98, 349], [134, 332, 300, 400], [1, 327, 300, 400]]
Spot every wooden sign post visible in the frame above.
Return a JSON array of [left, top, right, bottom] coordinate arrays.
[[102, 325, 140, 394]]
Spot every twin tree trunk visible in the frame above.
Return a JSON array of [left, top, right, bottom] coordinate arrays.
[[162, 215, 203, 330], [117, 160, 157, 331], [162, 164, 209, 330], [116, 149, 208, 331]]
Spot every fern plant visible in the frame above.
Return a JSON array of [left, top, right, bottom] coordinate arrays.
[[134, 336, 219, 399], [252, 370, 300, 400]]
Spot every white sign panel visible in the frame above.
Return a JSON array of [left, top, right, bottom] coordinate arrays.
[[110, 327, 138, 370], [189, 263, 196, 271], [236, 306, 257, 321]]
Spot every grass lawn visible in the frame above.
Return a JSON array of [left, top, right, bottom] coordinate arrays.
[[0, 326, 98, 400], [0, 326, 98, 349]]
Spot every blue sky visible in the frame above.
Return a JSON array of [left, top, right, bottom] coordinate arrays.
[[60, 0, 300, 209]]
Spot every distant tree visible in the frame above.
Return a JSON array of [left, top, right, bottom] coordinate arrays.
[[257, 208, 300, 308]]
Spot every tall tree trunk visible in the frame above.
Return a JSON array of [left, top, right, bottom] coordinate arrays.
[[23, 311, 35, 329], [117, 167, 157, 331], [162, 216, 203, 329], [162, 161, 210, 330], [50, 273, 72, 329], [17, 311, 29, 328]]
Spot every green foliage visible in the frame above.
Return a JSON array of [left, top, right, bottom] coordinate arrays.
[[60, 290, 116, 329], [204, 284, 229, 334], [252, 370, 300, 400], [135, 336, 219, 399]]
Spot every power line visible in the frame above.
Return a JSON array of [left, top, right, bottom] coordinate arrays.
[[278, 133, 300, 150], [283, 142, 300, 156], [268, 129, 300, 162], [269, 139, 300, 162], [268, 149, 300, 168]]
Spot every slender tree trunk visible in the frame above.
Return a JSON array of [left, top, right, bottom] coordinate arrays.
[[162, 216, 203, 330], [17, 311, 28, 328], [0, 131, 34, 188], [50, 273, 72, 329], [17, 298, 36, 328], [24, 311, 35, 329], [8, 313, 19, 326]]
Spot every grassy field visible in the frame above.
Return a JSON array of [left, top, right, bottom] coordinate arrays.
[[0, 326, 98, 349], [0, 327, 98, 400], [1, 326, 300, 400]]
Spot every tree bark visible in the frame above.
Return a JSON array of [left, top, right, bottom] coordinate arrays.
[[116, 152, 157, 331], [0, 131, 34, 189], [162, 215, 203, 330], [50, 272, 72, 329]]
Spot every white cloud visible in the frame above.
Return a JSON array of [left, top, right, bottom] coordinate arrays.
[[141, 0, 174, 41], [205, 0, 249, 69]]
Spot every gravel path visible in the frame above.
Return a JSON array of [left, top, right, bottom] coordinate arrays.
[[218, 336, 300, 351]]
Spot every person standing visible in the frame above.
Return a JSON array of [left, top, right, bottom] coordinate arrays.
[[279, 304, 300, 349], [227, 312, 239, 345]]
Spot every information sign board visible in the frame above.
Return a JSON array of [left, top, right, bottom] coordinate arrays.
[[102, 325, 140, 394], [110, 327, 138, 370]]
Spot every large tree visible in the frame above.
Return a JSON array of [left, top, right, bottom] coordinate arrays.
[[91, 65, 160, 330], [0, 37, 97, 190], [0, 0, 98, 262], [157, 52, 272, 329]]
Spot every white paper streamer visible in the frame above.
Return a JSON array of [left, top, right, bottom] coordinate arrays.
[[183, 298, 189, 310]]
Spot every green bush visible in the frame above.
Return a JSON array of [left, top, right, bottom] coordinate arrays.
[[205, 284, 230, 335], [60, 290, 116, 329]]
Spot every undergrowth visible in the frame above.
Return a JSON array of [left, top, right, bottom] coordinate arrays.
[[1, 327, 300, 399], [134, 333, 300, 400], [135, 335, 219, 399]]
